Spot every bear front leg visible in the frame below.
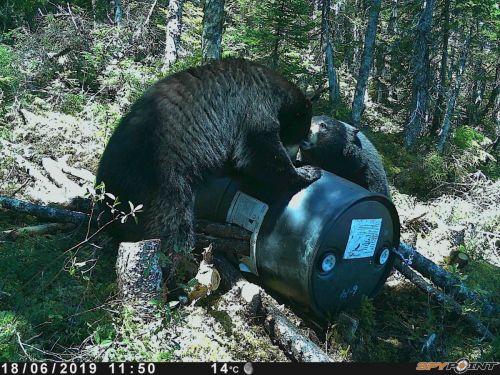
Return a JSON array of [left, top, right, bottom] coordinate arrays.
[[144, 178, 195, 280], [235, 130, 321, 190]]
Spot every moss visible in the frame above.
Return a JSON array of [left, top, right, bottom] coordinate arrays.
[[0, 215, 116, 355]]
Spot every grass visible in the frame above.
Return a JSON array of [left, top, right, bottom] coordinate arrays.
[[0, 211, 117, 361]]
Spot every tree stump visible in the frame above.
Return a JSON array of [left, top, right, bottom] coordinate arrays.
[[116, 239, 163, 318]]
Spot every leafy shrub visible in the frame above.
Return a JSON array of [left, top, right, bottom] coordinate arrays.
[[60, 93, 87, 115], [454, 126, 485, 150], [0, 44, 20, 100], [0, 311, 36, 361]]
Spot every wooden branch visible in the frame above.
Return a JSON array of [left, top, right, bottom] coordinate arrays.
[[214, 255, 334, 362], [396, 243, 496, 316], [2, 223, 76, 240], [196, 220, 252, 241], [394, 258, 494, 341], [0, 195, 89, 225]]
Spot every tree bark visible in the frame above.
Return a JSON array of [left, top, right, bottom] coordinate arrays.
[[404, 0, 434, 149], [430, 0, 451, 135], [116, 240, 162, 317], [351, 0, 382, 127], [322, 0, 340, 108], [163, 0, 185, 71], [437, 29, 472, 153], [0, 195, 89, 225], [202, 0, 226, 62]]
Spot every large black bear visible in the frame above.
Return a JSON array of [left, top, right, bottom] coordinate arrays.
[[96, 58, 319, 261], [299, 115, 390, 197]]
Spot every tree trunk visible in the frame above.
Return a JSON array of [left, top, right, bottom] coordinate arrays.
[[404, 0, 434, 149], [113, 0, 123, 25], [202, 0, 226, 62], [430, 0, 451, 135], [270, 0, 287, 70], [387, 0, 399, 102], [480, 63, 500, 120], [437, 30, 472, 153], [322, 0, 340, 108], [351, 0, 382, 127], [163, 0, 185, 71]]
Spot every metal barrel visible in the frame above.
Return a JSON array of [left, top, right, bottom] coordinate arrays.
[[194, 170, 400, 319]]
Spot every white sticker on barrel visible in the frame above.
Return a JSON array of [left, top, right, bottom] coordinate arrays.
[[226, 192, 268, 276], [343, 218, 382, 259], [226, 191, 268, 232]]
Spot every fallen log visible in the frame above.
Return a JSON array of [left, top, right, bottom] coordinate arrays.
[[394, 258, 494, 341], [1, 223, 76, 240], [396, 243, 496, 316], [0, 195, 89, 225], [214, 255, 334, 362]]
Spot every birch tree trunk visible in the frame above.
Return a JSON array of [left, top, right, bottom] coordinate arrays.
[[437, 30, 472, 153], [163, 0, 185, 72], [202, 0, 226, 62], [404, 0, 434, 149], [351, 0, 382, 127]]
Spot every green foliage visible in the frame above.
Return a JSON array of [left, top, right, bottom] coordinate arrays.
[[0, 44, 19, 100], [0, 311, 37, 361], [0, 213, 116, 354], [453, 126, 485, 150], [358, 296, 376, 334], [60, 93, 87, 116], [225, 0, 315, 81]]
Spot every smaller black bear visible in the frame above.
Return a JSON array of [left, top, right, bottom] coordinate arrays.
[[298, 115, 390, 197]]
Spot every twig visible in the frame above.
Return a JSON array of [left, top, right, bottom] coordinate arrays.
[[11, 178, 31, 197]]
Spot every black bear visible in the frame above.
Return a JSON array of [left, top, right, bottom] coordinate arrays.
[[298, 115, 390, 197], [96, 58, 320, 261]]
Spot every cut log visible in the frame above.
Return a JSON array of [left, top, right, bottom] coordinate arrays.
[[394, 258, 494, 341], [116, 239, 163, 318], [214, 255, 334, 362], [396, 243, 496, 316], [196, 220, 252, 241]]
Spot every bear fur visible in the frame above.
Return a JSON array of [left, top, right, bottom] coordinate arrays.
[[299, 115, 390, 197], [96, 58, 319, 260]]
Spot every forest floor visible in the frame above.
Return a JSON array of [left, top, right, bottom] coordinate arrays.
[[0, 94, 499, 362]]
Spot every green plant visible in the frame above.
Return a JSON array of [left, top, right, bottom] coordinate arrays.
[[454, 126, 485, 150], [0, 44, 19, 100], [0, 311, 36, 361], [60, 93, 87, 115]]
